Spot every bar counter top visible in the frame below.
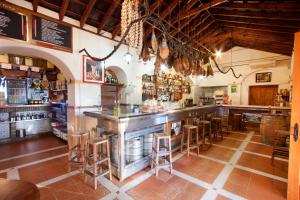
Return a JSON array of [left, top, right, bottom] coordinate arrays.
[[84, 105, 217, 121], [0, 104, 51, 109], [222, 104, 291, 110]]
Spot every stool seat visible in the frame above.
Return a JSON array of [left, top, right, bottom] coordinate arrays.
[[211, 117, 223, 141], [68, 132, 89, 172], [84, 134, 112, 189], [151, 132, 172, 176], [197, 120, 212, 151], [199, 120, 210, 124], [181, 124, 199, 156]]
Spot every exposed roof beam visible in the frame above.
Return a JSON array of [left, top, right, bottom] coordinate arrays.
[[144, 0, 179, 39], [181, 0, 229, 19], [234, 40, 292, 56], [215, 2, 300, 10], [204, 30, 293, 47], [80, 0, 97, 28], [171, 4, 210, 37], [220, 21, 297, 34], [59, 0, 70, 21], [210, 8, 300, 21], [214, 16, 300, 29], [32, 0, 39, 12], [98, 0, 120, 33]]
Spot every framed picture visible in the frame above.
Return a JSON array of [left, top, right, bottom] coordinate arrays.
[[82, 55, 105, 84], [256, 72, 272, 83]]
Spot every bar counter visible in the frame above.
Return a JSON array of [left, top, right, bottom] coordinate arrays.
[[84, 104, 291, 181], [84, 105, 217, 180]]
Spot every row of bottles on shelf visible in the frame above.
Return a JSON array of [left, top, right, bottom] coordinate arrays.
[[10, 112, 48, 122]]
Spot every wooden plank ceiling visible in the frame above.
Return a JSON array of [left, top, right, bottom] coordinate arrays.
[[25, 0, 300, 56]]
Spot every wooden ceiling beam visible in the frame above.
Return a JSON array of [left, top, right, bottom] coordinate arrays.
[[144, 0, 179, 39], [80, 0, 97, 28], [234, 39, 292, 56], [210, 8, 300, 21], [59, 0, 70, 21], [97, 0, 120, 33], [215, 2, 300, 10], [32, 0, 39, 12], [181, 0, 229, 19], [171, 11, 211, 37], [214, 16, 300, 29], [220, 21, 297, 34]]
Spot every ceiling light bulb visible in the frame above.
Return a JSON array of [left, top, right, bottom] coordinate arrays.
[[124, 51, 132, 64], [161, 63, 168, 71], [215, 50, 222, 58]]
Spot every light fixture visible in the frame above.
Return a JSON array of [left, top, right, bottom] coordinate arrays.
[[124, 47, 132, 64], [160, 63, 168, 71], [215, 50, 222, 58], [199, 75, 205, 80]]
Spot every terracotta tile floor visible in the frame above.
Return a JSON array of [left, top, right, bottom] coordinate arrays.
[[213, 137, 242, 149], [0, 147, 68, 170], [19, 156, 71, 184], [224, 168, 287, 200], [39, 174, 109, 200], [0, 131, 289, 199], [251, 134, 264, 143], [173, 154, 225, 184], [0, 172, 6, 179], [127, 170, 207, 200], [237, 152, 288, 178], [0, 135, 66, 160], [245, 142, 273, 156], [227, 132, 247, 140], [198, 145, 235, 162]]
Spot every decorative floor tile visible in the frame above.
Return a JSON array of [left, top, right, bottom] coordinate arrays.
[[127, 170, 206, 200]]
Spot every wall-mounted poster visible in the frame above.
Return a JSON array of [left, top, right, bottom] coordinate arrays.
[[82, 55, 105, 84], [231, 84, 237, 93], [256, 72, 272, 83]]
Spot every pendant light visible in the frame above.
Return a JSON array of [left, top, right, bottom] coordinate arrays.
[[124, 46, 132, 64]]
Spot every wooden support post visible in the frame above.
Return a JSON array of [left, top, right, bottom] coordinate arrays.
[[287, 32, 300, 200]]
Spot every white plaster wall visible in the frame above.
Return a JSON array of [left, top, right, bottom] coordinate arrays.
[[193, 47, 291, 105]]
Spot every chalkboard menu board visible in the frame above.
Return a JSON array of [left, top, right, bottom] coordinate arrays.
[[32, 15, 72, 52], [0, 7, 27, 41]]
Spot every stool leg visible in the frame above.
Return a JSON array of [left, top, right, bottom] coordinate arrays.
[[187, 130, 190, 157], [196, 127, 199, 156], [168, 136, 173, 174], [155, 137, 159, 176], [151, 137, 155, 169], [106, 141, 112, 181], [180, 129, 184, 153], [209, 124, 212, 146], [93, 144, 97, 190]]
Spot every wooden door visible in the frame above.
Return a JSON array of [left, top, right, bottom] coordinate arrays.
[[101, 85, 119, 110], [288, 32, 300, 200], [249, 85, 278, 106]]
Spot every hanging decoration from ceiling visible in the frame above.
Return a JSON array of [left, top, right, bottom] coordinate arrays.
[[121, 0, 143, 55], [79, 0, 242, 79]]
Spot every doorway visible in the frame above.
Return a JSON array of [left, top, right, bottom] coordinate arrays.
[[249, 85, 278, 106]]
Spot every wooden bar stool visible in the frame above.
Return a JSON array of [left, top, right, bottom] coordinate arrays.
[[84, 137, 112, 189], [211, 117, 223, 141], [221, 115, 229, 135], [198, 120, 212, 150], [151, 132, 172, 176], [68, 132, 89, 172], [181, 124, 199, 156]]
